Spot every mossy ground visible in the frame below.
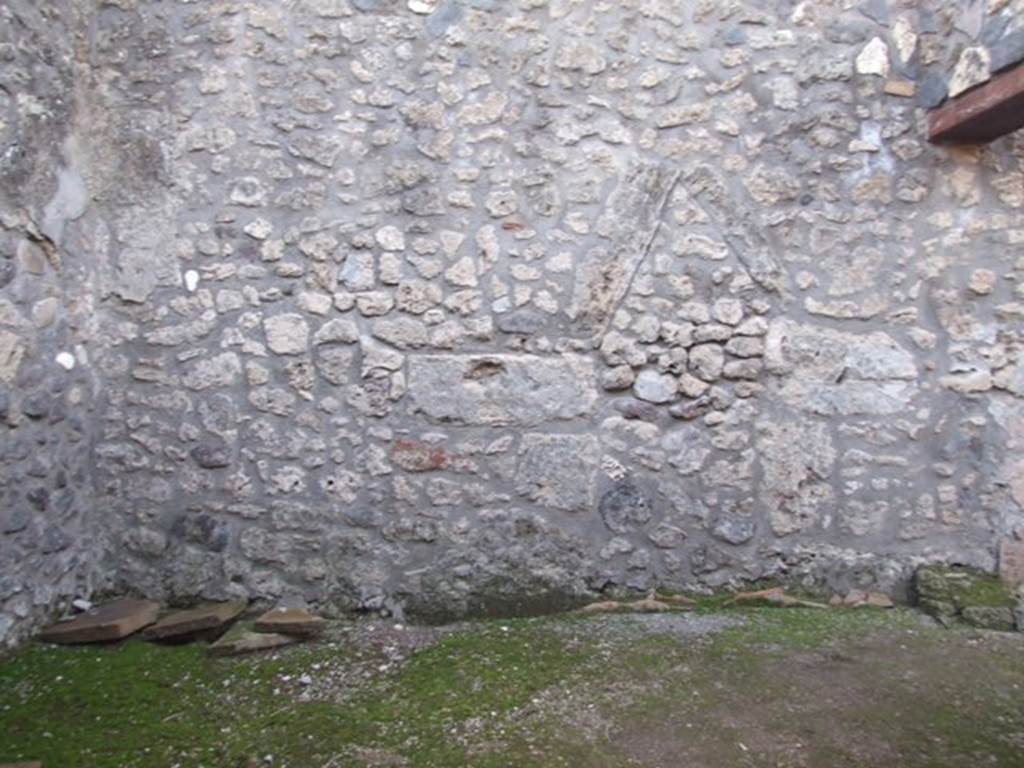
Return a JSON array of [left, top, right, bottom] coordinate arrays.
[[1, 603, 1022, 767]]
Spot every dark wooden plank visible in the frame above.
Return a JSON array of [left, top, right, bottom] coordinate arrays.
[[928, 63, 1024, 144]]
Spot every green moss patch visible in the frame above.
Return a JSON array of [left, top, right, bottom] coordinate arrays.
[[913, 565, 1018, 630]]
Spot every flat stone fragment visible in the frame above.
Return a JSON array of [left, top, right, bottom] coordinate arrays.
[[0, 762, 44, 768], [209, 626, 300, 657], [38, 599, 160, 644], [254, 607, 327, 636], [143, 600, 247, 641]]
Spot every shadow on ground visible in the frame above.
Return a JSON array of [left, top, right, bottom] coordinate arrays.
[[1, 606, 1022, 767]]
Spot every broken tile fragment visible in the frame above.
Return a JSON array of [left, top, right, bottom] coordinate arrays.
[[37, 599, 160, 644], [884, 79, 915, 97]]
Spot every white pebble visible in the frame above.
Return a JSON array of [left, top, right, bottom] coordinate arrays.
[[55, 352, 76, 371], [184, 269, 200, 292]]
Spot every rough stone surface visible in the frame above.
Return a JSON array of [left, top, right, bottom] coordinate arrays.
[[2, 0, 1024, 643]]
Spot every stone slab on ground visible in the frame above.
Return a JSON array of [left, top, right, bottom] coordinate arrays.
[[143, 600, 247, 642], [254, 607, 327, 636], [0, 762, 44, 768], [208, 625, 300, 657], [37, 599, 160, 644], [829, 590, 895, 608]]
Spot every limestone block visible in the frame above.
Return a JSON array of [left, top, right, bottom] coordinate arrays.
[[264, 314, 310, 355], [407, 354, 597, 426], [515, 433, 599, 513]]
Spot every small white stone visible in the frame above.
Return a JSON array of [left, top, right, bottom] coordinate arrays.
[[633, 370, 678, 404], [855, 37, 890, 77], [445, 256, 478, 288], [408, 0, 438, 13], [55, 352, 76, 371], [264, 313, 310, 355], [892, 15, 917, 65], [949, 46, 991, 98], [297, 292, 334, 316], [244, 218, 273, 240], [375, 225, 406, 252], [712, 298, 744, 326], [184, 270, 200, 292], [968, 269, 997, 296], [940, 370, 993, 393]]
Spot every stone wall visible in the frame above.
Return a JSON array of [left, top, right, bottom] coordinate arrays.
[[2, 0, 1024, 642], [0, 1, 106, 645]]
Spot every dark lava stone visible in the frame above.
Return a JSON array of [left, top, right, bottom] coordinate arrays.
[[599, 482, 653, 534], [190, 442, 231, 469]]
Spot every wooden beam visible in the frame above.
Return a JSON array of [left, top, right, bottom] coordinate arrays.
[[928, 63, 1024, 144]]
